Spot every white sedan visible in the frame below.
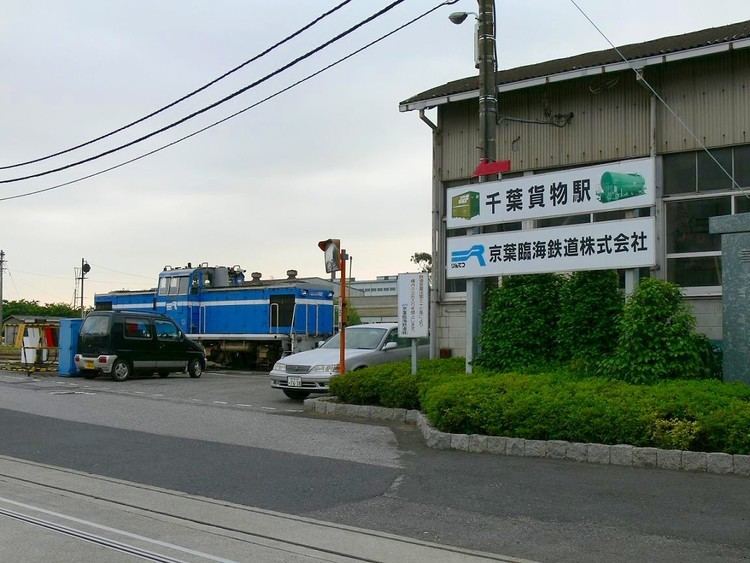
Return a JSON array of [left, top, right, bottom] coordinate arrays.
[[269, 322, 428, 400]]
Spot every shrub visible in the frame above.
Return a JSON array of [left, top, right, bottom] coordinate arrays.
[[476, 274, 563, 371], [557, 270, 623, 362], [329, 358, 466, 410], [330, 358, 750, 454], [421, 371, 750, 454], [601, 278, 708, 384]]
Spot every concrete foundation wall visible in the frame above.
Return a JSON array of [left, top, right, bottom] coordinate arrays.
[[685, 297, 723, 341], [437, 301, 466, 358]]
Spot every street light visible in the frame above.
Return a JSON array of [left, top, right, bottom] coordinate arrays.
[[448, 11, 477, 25]]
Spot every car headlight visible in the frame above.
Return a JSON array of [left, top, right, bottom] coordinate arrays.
[[311, 364, 339, 373], [272, 362, 285, 372]]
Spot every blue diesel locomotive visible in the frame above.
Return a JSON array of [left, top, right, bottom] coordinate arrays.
[[94, 263, 334, 368]]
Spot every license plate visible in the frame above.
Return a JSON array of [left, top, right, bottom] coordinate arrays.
[[287, 376, 302, 387], [85, 361, 94, 369]]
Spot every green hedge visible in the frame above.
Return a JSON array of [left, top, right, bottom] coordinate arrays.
[[329, 360, 750, 454]]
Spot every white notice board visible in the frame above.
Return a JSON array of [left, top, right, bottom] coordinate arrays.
[[397, 273, 429, 338]]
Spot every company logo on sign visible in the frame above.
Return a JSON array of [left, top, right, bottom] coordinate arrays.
[[451, 245, 486, 269]]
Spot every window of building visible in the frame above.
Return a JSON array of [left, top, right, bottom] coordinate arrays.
[[664, 144, 749, 290]]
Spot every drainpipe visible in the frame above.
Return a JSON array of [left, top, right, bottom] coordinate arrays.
[[419, 109, 442, 360]]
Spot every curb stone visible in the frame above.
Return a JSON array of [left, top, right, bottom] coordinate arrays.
[[304, 397, 748, 477], [633, 447, 658, 469], [610, 445, 634, 467], [657, 449, 682, 471]]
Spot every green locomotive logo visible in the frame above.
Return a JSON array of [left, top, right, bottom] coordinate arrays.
[[597, 171, 646, 203], [451, 190, 480, 219]]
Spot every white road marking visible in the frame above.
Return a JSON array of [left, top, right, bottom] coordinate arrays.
[[212, 401, 228, 405], [234, 404, 254, 407], [260, 407, 276, 411]]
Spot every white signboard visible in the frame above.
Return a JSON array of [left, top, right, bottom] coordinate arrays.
[[397, 273, 429, 338], [446, 157, 655, 229], [446, 217, 656, 279]]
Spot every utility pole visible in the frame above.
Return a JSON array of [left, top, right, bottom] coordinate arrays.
[[465, 0, 498, 373], [0, 250, 5, 335]]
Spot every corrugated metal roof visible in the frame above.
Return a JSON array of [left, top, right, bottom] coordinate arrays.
[[401, 19, 750, 107]]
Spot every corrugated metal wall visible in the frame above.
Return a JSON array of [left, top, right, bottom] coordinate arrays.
[[438, 49, 750, 181], [654, 51, 750, 152]]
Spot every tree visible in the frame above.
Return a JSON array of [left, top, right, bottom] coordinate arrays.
[[410, 252, 432, 273], [1, 299, 80, 321]]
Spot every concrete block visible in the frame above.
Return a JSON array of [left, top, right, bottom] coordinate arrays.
[[345, 404, 368, 418], [547, 440, 568, 459], [506, 438, 525, 457], [325, 401, 341, 415], [732, 455, 750, 477], [656, 449, 682, 471], [468, 434, 488, 453], [405, 410, 419, 424], [369, 406, 392, 420], [524, 440, 547, 458], [390, 408, 407, 422], [610, 445, 634, 466], [486, 436, 507, 455], [587, 443, 610, 465], [682, 451, 707, 472], [451, 434, 470, 451], [707, 453, 733, 475], [632, 447, 658, 469], [314, 400, 328, 414], [426, 428, 451, 450], [565, 443, 588, 463], [303, 398, 316, 412]]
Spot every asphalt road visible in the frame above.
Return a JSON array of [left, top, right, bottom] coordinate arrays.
[[0, 370, 748, 562]]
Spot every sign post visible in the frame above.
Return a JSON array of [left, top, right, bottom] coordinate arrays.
[[318, 239, 347, 374], [397, 273, 429, 375]]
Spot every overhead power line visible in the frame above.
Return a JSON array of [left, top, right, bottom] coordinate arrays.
[[0, 0, 459, 203], [0, 0, 406, 185], [0, 1, 353, 171], [569, 0, 748, 197]]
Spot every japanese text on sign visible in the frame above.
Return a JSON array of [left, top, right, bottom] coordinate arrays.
[[446, 217, 656, 279], [446, 157, 655, 229], [397, 273, 429, 338]]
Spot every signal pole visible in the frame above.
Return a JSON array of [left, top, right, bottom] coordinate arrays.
[[79, 259, 91, 318]]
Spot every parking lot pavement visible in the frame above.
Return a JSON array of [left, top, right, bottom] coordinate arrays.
[[0, 369, 304, 414]]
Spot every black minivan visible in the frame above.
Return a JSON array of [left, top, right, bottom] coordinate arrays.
[[75, 311, 206, 382]]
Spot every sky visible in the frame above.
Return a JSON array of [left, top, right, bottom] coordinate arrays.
[[1, 0, 748, 305]]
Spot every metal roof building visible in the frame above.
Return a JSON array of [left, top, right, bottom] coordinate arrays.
[[400, 19, 750, 358]]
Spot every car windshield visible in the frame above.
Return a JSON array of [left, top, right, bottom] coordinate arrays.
[[321, 327, 387, 350]]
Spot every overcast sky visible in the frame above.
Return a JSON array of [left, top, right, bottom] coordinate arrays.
[[1, 0, 748, 305]]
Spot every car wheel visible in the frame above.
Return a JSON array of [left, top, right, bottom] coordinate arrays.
[[111, 360, 131, 382], [158, 371, 169, 378], [283, 389, 310, 401], [187, 358, 203, 378]]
